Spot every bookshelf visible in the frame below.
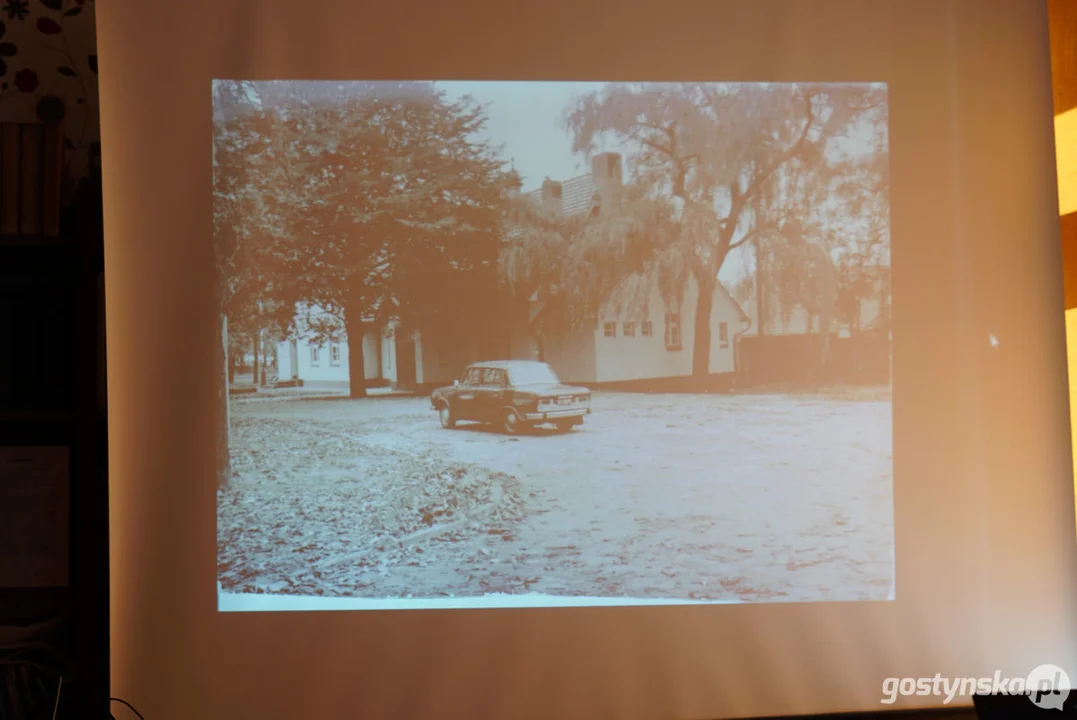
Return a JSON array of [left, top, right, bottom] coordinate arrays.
[[0, 122, 108, 718]]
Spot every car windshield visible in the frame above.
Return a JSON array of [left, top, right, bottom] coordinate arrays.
[[508, 364, 560, 386]]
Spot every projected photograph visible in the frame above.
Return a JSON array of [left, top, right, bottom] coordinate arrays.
[[213, 80, 893, 611]]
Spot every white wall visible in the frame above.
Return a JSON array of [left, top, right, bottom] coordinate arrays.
[[283, 333, 382, 385], [594, 281, 685, 383], [591, 276, 744, 382], [381, 331, 397, 384], [362, 332, 379, 379], [276, 340, 292, 379], [707, 287, 747, 375], [294, 337, 349, 383]]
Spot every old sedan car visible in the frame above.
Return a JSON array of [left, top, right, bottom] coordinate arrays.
[[430, 360, 591, 434]]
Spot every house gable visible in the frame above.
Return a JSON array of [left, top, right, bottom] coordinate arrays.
[[589, 273, 746, 382]]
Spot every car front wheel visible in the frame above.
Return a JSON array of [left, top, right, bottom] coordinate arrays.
[[438, 403, 456, 429], [502, 408, 523, 435]]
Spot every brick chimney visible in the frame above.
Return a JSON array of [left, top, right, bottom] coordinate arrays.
[[591, 152, 622, 213], [541, 177, 563, 214]]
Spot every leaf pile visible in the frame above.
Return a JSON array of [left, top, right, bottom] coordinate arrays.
[[218, 416, 532, 597]]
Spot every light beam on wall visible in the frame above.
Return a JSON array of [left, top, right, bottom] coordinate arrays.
[[1058, 107, 1077, 217], [1060, 105, 1077, 524]]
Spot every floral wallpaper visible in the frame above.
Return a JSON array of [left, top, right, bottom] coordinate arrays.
[[0, 0, 98, 205]]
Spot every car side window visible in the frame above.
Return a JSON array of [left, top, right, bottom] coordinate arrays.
[[481, 368, 504, 387], [465, 368, 483, 386]]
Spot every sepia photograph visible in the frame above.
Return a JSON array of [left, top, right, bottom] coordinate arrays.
[[212, 80, 893, 611]]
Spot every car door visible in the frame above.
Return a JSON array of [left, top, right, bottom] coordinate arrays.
[[476, 368, 506, 422], [453, 367, 484, 421]]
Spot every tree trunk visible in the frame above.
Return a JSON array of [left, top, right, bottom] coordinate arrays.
[[344, 297, 368, 398], [531, 323, 545, 362], [259, 330, 267, 386], [692, 272, 716, 378], [756, 236, 766, 341], [252, 333, 260, 389], [218, 315, 231, 488], [528, 299, 545, 362]]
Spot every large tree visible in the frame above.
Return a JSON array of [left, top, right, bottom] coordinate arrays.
[[213, 81, 512, 398], [213, 80, 300, 377], [562, 82, 887, 377]]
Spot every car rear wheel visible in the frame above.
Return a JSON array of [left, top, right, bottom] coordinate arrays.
[[438, 403, 456, 429], [502, 408, 523, 435]]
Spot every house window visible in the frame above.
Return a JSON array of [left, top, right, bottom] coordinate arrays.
[[310, 346, 320, 366], [719, 322, 729, 348], [641, 320, 653, 337], [603, 322, 617, 338], [329, 344, 341, 366], [623, 322, 635, 337], [664, 313, 682, 350]]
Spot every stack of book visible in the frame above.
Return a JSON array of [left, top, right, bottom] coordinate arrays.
[[0, 122, 64, 237]]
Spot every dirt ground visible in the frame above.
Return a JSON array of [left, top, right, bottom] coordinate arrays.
[[218, 390, 894, 603]]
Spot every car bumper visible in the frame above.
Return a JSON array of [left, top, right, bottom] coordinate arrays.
[[522, 407, 591, 421]]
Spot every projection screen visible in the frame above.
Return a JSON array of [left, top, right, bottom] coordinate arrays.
[[101, 1, 1077, 718]]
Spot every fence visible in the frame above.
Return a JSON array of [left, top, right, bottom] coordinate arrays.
[[737, 329, 891, 388]]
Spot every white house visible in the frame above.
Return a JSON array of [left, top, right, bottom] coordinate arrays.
[[277, 308, 534, 392], [277, 321, 395, 389], [525, 153, 751, 387], [541, 275, 750, 386]]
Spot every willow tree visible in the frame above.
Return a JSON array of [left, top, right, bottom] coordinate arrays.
[[498, 186, 573, 359], [499, 180, 672, 355], [563, 82, 887, 377]]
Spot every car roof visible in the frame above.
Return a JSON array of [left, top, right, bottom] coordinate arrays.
[[466, 360, 549, 370]]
